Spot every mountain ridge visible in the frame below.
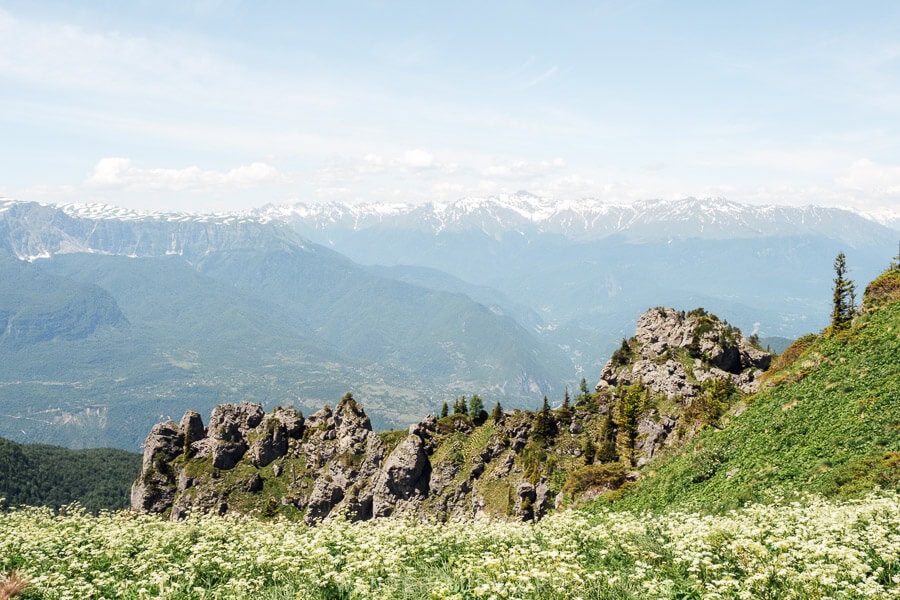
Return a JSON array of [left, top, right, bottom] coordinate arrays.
[[3, 195, 897, 246], [262, 194, 899, 244]]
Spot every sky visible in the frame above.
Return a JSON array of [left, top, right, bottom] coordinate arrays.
[[1, 0, 900, 214]]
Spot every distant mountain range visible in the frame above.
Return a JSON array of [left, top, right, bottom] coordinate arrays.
[[0, 195, 896, 450], [260, 193, 897, 361], [254, 193, 897, 243], [0, 199, 567, 449]]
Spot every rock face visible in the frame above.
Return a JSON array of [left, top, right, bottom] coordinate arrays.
[[133, 397, 578, 524], [372, 434, 430, 517], [596, 307, 772, 466], [130, 420, 185, 513], [599, 307, 770, 397]]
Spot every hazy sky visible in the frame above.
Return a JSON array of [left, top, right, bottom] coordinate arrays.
[[2, 0, 900, 213]]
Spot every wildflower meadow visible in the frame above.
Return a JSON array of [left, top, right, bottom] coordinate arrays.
[[1, 492, 897, 599]]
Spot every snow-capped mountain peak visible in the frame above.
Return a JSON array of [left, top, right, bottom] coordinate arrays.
[[255, 194, 897, 244]]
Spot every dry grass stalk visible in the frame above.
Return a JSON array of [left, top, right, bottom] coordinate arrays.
[[0, 570, 27, 600]]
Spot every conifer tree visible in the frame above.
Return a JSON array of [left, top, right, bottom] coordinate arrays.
[[532, 396, 553, 438], [469, 394, 486, 422], [581, 437, 596, 465], [491, 401, 503, 422], [575, 376, 592, 406], [440, 401, 449, 418], [831, 251, 856, 332], [614, 384, 644, 466], [596, 407, 618, 463], [558, 387, 573, 422]]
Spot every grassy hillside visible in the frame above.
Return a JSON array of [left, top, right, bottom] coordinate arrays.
[[0, 437, 140, 513], [608, 267, 900, 512]]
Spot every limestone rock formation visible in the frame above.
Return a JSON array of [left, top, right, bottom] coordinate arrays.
[[595, 306, 772, 466], [132, 308, 770, 523], [599, 307, 771, 398], [372, 434, 430, 517]]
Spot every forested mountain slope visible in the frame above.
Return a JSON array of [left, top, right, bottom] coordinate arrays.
[[0, 437, 140, 513]]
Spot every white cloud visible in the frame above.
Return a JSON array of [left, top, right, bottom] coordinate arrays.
[[403, 149, 435, 169], [85, 158, 284, 193], [360, 154, 386, 174], [432, 182, 465, 197], [481, 157, 566, 179], [836, 158, 900, 196]]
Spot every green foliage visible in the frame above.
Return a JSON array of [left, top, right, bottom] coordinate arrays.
[[595, 408, 618, 464], [440, 401, 449, 418], [0, 437, 140, 513], [863, 267, 900, 310], [531, 397, 554, 439], [557, 388, 573, 422], [468, 395, 486, 422], [613, 384, 649, 466], [764, 333, 818, 377], [377, 429, 407, 456], [519, 444, 548, 485], [490, 401, 503, 423], [610, 338, 632, 366], [684, 378, 736, 426], [562, 462, 626, 497], [452, 396, 468, 416], [580, 436, 596, 465]]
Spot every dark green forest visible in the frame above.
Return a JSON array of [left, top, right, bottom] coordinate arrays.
[[0, 437, 140, 513]]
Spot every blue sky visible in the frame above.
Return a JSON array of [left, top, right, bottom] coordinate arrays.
[[1, 0, 900, 214]]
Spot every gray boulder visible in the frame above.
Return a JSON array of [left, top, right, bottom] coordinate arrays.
[[207, 403, 265, 469], [372, 434, 430, 517], [249, 415, 289, 467]]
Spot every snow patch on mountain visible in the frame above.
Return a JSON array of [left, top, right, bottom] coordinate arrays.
[[855, 207, 900, 231], [259, 194, 894, 245], [58, 202, 263, 225]]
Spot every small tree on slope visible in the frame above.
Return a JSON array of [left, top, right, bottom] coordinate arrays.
[[831, 251, 856, 333]]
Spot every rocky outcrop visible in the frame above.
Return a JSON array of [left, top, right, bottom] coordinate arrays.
[[133, 308, 771, 524], [599, 307, 770, 397], [130, 420, 183, 513], [133, 396, 576, 524], [372, 434, 430, 517], [595, 306, 772, 466]]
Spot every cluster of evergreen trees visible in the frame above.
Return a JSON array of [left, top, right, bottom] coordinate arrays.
[[439, 395, 491, 421]]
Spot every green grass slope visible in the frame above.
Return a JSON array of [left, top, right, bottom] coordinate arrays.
[[609, 267, 900, 513]]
